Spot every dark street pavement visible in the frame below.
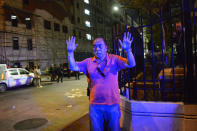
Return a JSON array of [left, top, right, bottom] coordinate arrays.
[[0, 75, 89, 131], [63, 113, 90, 131]]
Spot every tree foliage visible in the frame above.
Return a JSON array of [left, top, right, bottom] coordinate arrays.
[[117, 0, 178, 12], [118, 0, 181, 54]]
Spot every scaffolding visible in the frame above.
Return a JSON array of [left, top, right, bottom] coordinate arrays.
[[0, 1, 72, 69]]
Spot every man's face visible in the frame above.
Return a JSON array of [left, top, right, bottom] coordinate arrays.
[[93, 38, 107, 60]]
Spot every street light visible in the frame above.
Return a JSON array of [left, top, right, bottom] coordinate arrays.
[[113, 6, 119, 11], [112, 5, 127, 26]]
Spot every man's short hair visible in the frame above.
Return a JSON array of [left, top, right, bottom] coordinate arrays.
[[92, 37, 107, 47]]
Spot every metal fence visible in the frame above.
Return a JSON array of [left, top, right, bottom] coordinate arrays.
[[114, 0, 197, 103]]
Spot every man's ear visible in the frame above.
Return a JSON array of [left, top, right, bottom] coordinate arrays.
[[105, 46, 108, 51]]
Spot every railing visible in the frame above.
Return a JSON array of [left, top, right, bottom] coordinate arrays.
[[114, 0, 197, 103]]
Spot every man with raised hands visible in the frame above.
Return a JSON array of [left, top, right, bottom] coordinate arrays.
[[66, 32, 136, 131]]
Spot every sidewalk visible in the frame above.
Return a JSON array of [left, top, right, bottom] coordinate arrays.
[[62, 113, 90, 131]]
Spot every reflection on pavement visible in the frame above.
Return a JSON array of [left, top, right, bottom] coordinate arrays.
[[64, 88, 86, 98]]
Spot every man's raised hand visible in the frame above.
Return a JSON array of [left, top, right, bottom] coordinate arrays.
[[66, 36, 78, 53], [118, 32, 133, 52]]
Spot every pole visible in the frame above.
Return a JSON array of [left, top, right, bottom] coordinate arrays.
[[183, 0, 197, 104]]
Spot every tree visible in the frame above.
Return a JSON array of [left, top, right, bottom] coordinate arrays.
[[118, 0, 181, 65]]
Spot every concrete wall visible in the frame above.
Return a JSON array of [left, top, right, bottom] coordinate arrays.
[[120, 96, 197, 131], [183, 105, 197, 131]]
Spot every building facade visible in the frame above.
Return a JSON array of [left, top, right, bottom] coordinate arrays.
[[0, 0, 74, 69], [0, 0, 126, 69], [72, 0, 127, 59]]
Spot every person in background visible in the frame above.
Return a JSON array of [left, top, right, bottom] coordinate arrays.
[[37, 65, 42, 86], [75, 71, 80, 80], [66, 32, 136, 131], [49, 64, 57, 81], [67, 65, 71, 79], [25, 65, 30, 71], [57, 64, 64, 83], [172, 22, 184, 67], [53, 64, 57, 81], [34, 66, 42, 88]]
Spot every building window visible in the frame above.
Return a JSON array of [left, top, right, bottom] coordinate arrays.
[[79, 31, 81, 39], [13, 37, 19, 50], [71, 16, 75, 24], [44, 20, 51, 29], [77, 17, 80, 23], [84, 0, 89, 4], [97, 17, 103, 24], [11, 15, 18, 27], [23, 0, 29, 5], [73, 30, 76, 36], [25, 18, 31, 29], [86, 34, 91, 40], [77, 3, 80, 9], [84, 9, 90, 15], [54, 23, 60, 31], [27, 39, 32, 50], [85, 21, 90, 27], [62, 25, 68, 33]]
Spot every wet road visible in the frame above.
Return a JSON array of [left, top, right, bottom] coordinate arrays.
[[0, 75, 89, 131]]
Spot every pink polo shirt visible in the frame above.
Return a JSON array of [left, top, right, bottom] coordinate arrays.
[[77, 54, 129, 105]]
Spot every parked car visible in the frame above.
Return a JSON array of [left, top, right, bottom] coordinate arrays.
[[0, 64, 34, 92]]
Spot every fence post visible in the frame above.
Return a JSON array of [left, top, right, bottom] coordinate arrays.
[[183, 0, 197, 104]]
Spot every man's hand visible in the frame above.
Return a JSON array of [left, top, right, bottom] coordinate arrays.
[[118, 32, 136, 68], [118, 32, 133, 52], [66, 36, 78, 53]]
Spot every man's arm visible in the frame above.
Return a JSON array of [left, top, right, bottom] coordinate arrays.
[[125, 49, 136, 68], [68, 52, 79, 71], [119, 32, 136, 68], [66, 36, 79, 71]]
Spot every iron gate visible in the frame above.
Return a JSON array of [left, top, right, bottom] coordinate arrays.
[[113, 0, 197, 103]]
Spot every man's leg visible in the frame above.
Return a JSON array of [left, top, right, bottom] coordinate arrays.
[[89, 104, 104, 131], [57, 76, 59, 83], [51, 75, 53, 81], [61, 76, 63, 83], [75, 72, 77, 80], [36, 78, 39, 87], [39, 78, 42, 87], [106, 104, 121, 131], [78, 72, 80, 80], [38, 78, 41, 86]]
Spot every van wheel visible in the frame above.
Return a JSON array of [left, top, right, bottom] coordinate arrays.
[[0, 84, 7, 92]]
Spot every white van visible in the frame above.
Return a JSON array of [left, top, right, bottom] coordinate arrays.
[[0, 64, 34, 92]]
